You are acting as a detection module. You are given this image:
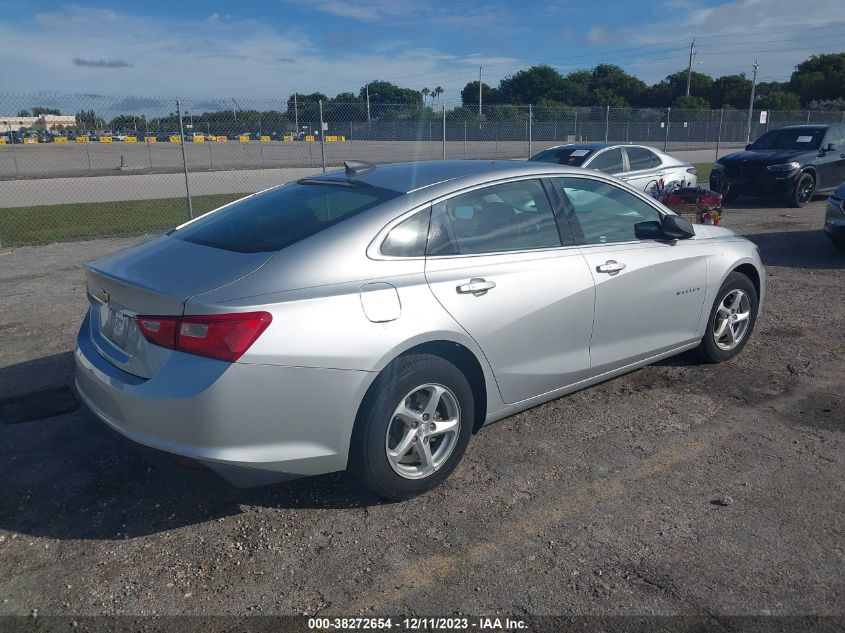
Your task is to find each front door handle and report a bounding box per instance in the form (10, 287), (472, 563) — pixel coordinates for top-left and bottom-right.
(457, 278), (496, 296)
(596, 260), (626, 276)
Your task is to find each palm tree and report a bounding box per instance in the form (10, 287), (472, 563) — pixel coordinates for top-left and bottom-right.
(421, 87), (430, 105)
(433, 86), (444, 104)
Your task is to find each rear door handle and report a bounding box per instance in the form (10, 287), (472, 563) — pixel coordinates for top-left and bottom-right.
(596, 260), (626, 276)
(457, 278), (496, 296)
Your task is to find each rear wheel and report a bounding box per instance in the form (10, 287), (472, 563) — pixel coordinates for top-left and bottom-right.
(721, 186), (739, 203)
(349, 354), (474, 500)
(788, 172), (815, 208)
(698, 272), (758, 363)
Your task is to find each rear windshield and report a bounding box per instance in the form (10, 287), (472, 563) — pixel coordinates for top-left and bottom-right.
(751, 128), (825, 150)
(174, 181), (401, 253)
(530, 148), (593, 166)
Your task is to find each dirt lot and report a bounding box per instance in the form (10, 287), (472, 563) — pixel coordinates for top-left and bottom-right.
(0, 198), (843, 620)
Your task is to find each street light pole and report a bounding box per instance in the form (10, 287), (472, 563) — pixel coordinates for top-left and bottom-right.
(746, 59), (759, 143)
(366, 83), (371, 122)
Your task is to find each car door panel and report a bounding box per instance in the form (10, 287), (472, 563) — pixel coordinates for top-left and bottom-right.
(551, 175), (708, 376)
(622, 147), (664, 193)
(423, 178), (595, 404)
(426, 250), (595, 404)
(578, 242), (707, 375)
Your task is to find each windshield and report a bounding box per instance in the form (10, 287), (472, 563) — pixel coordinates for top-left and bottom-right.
(175, 181), (401, 253)
(751, 128), (825, 150)
(530, 147), (593, 166)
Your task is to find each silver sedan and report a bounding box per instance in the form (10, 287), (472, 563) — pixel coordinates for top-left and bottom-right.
(75, 159), (764, 499)
(530, 143), (698, 193)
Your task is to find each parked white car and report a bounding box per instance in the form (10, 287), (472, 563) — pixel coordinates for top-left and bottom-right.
(531, 143), (698, 194)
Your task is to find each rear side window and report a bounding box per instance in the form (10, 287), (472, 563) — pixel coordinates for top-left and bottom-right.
(587, 148), (624, 174)
(626, 147), (659, 170)
(530, 147), (593, 166)
(381, 208), (431, 257)
(427, 179), (561, 256)
(175, 182), (401, 253)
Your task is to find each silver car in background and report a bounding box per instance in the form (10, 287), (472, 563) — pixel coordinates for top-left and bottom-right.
(75, 160), (764, 500)
(530, 143), (698, 193)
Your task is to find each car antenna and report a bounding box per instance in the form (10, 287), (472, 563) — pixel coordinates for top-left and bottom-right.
(344, 160), (376, 176)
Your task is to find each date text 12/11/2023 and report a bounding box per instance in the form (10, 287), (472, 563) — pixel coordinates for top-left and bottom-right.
(307, 617), (528, 630)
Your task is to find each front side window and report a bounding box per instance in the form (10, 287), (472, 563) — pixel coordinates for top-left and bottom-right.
(175, 181), (401, 253)
(587, 148), (624, 174)
(626, 146), (659, 171)
(557, 177), (661, 245)
(427, 180), (561, 256)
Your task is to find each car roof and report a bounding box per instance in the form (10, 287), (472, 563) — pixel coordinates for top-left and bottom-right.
(302, 159), (587, 195)
(768, 124), (830, 131)
(539, 142), (612, 151)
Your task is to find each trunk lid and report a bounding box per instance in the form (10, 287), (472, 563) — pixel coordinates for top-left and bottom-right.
(84, 235), (273, 378)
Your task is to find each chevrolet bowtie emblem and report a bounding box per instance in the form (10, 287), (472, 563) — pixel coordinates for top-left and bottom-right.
(93, 288), (110, 304)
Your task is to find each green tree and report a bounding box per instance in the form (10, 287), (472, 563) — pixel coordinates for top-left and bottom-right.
(672, 95), (710, 109)
(498, 65), (566, 104)
(460, 81), (497, 107)
(789, 53), (845, 105)
(709, 74), (753, 108)
(757, 91), (801, 110)
(31, 107), (62, 116)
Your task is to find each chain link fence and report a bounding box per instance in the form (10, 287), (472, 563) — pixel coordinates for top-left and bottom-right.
(2, 93), (844, 246)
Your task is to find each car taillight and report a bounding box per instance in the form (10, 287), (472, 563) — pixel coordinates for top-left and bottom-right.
(135, 312), (272, 362)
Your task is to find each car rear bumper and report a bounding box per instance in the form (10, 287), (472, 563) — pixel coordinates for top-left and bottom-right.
(74, 311), (375, 486)
(710, 170), (800, 197)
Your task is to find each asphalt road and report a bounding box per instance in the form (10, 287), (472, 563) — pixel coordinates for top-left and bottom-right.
(0, 199), (842, 619)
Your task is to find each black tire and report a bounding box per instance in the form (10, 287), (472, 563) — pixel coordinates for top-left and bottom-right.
(349, 354), (475, 500)
(788, 172), (815, 208)
(697, 272), (759, 363)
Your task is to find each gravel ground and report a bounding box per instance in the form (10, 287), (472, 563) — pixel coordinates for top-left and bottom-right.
(0, 198), (843, 619)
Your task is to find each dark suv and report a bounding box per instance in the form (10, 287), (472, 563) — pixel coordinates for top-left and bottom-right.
(710, 124), (845, 207)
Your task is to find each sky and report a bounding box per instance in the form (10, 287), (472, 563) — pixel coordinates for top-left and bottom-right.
(1, 0), (844, 105)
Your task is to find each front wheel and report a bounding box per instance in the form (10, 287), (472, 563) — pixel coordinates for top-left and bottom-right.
(788, 172), (815, 208)
(349, 354), (474, 500)
(697, 272), (759, 363)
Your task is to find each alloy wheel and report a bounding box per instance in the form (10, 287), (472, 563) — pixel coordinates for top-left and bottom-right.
(385, 383), (461, 480)
(796, 176), (814, 206)
(713, 289), (751, 351)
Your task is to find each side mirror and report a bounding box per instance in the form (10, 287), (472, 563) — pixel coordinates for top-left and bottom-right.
(745, 144), (753, 151)
(634, 220), (663, 240)
(825, 143), (837, 152)
(661, 214), (696, 240)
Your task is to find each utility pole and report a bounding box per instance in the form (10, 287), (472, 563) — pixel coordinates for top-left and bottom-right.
(366, 83), (371, 122)
(478, 66), (483, 119)
(746, 59), (759, 143)
(685, 38), (696, 97)
(294, 92), (299, 132)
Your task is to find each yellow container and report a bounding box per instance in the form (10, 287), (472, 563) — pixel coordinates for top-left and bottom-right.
(260, 135), (271, 142)
(144, 136), (157, 143)
(193, 134), (205, 143)
(99, 136), (112, 143)
(125, 136), (137, 143)
(239, 135), (250, 143)
(76, 136), (89, 143)
(169, 135), (181, 143)
(24, 137), (38, 144)
(283, 135), (294, 142)
(54, 137), (68, 144)
(304, 135), (315, 142)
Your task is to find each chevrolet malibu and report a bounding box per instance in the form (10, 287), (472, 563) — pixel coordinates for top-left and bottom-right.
(75, 160), (765, 500)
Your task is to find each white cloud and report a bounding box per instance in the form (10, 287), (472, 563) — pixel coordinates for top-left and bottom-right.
(617, 0), (845, 82)
(0, 6), (502, 103)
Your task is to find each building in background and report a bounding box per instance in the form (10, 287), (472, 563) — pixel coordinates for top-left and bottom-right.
(1, 115), (77, 132)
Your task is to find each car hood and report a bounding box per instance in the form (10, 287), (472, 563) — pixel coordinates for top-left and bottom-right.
(693, 224), (736, 239)
(719, 149), (812, 165)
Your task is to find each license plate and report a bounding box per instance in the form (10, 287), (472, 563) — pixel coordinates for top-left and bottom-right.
(105, 307), (130, 349)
